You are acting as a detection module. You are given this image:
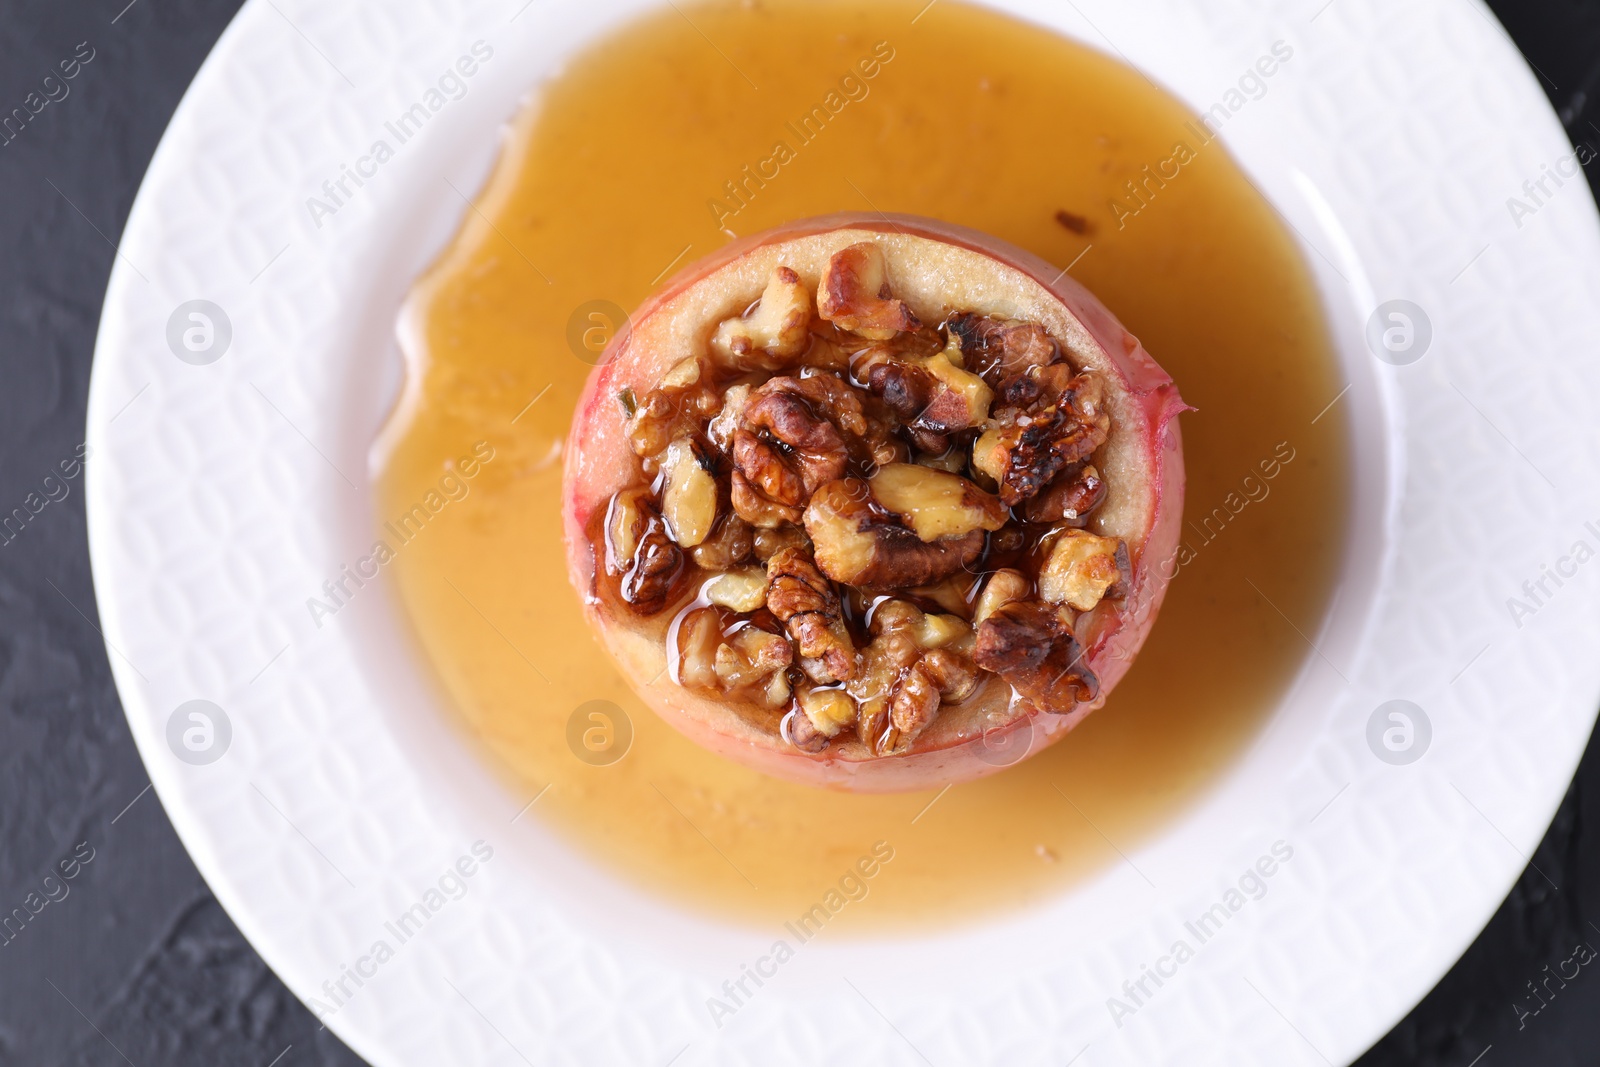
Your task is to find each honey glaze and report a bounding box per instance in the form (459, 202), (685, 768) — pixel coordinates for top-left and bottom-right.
(377, 0), (1349, 931)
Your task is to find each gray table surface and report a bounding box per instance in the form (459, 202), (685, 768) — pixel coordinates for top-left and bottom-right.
(2, 0), (1597, 1063)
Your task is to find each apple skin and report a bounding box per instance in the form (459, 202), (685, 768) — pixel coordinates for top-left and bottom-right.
(562, 213), (1187, 792)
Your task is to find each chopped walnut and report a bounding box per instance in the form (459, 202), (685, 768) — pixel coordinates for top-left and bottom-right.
(973, 568), (1031, 624)
(752, 524), (810, 562)
(714, 626), (794, 700)
(604, 486), (654, 576)
(730, 470), (802, 528)
(818, 242), (922, 339)
(1037, 530), (1130, 611)
(624, 357), (721, 464)
(947, 312), (1058, 385)
(703, 566), (769, 612)
(606, 487), (687, 614)
(858, 334), (993, 453)
(620, 525), (685, 614)
(908, 572), (979, 618)
(787, 699), (834, 753)
(804, 479), (985, 589)
(848, 600), (981, 754)
(766, 546), (856, 683)
(677, 606), (722, 689)
(731, 375), (865, 517)
(973, 599), (1098, 710)
(972, 370), (1111, 506)
(1024, 463), (1107, 525)
(691, 515), (754, 571)
(660, 436), (720, 548)
(678, 608), (793, 707)
(867, 463), (1007, 542)
(795, 687), (856, 747)
(711, 266), (812, 369)
(706, 382), (753, 453)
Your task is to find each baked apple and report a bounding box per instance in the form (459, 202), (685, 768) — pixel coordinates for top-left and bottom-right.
(562, 214), (1186, 791)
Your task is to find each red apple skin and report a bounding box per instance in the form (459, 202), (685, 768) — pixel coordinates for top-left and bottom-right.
(563, 213), (1187, 792)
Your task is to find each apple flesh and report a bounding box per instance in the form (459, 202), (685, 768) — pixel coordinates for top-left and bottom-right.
(562, 214), (1187, 792)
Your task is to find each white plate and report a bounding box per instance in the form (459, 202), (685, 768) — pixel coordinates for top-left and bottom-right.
(85, 0), (1600, 1063)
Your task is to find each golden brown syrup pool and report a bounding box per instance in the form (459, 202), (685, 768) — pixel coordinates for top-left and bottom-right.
(376, 0), (1349, 932)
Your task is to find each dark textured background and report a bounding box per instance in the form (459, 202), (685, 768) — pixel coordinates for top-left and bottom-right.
(0, 1), (1596, 1064)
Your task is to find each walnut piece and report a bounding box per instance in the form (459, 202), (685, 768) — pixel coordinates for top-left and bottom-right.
(703, 566), (769, 612)
(624, 357), (720, 464)
(752, 524), (810, 562)
(804, 479), (985, 589)
(711, 266), (812, 369)
(847, 600), (980, 755)
(818, 242), (921, 340)
(606, 487), (686, 614)
(620, 525), (685, 614)
(691, 515), (753, 571)
(796, 687), (856, 741)
(730, 471), (802, 528)
(973, 568), (1030, 624)
(857, 333), (993, 453)
(604, 486), (653, 576)
(731, 375), (865, 518)
(1037, 530), (1130, 611)
(1024, 463), (1107, 525)
(766, 546), (856, 683)
(678, 608), (794, 707)
(867, 463), (1007, 542)
(714, 626), (794, 705)
(972, 370), (1111, 506)
(660, 437), (719, 548)
(948, 312), (1058, 385)
(973, 599), (1098, 710)
(677, 606), (722, 690)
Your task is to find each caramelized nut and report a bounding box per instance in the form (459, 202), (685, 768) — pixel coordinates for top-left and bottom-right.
(703, 567), (769, 613)
(713, 626), (794, 691)
(676, 607), (722, 689)
(766, 546), (856, 683)
(920, 647), (980, 704)
(660, 437), (719, 548)
(849, 599), (980, 754)
(947, 312), (1058, 384)
(972, 370), (1111, 506)
(604, 486), (654, 575)
(707, 382), (753, 453)
(711, 266), (813, 368)
(731, 375), (864, 515)
(818, 242), (922, 339)
(624, 369), (719, 461)
(620, 526), (685, 614)
(973, 599), (1097, 709)
(804, 479), (985, 589)
(1038, 530), (1130, 611)
(1024, 464), (1107, 525)
(788, 703), (831, 753)
(868, 463), (1007, 541)
(730, 470), (802, 528)
(660, 354), (703, 389)
(974, 568), (1031, 624)
(858, 335), (993, 452)
(691, 515), (754, 571)
(915, 613), (971, 649)
(797, 686), (856, 738)
(752, 524), (810, 562)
